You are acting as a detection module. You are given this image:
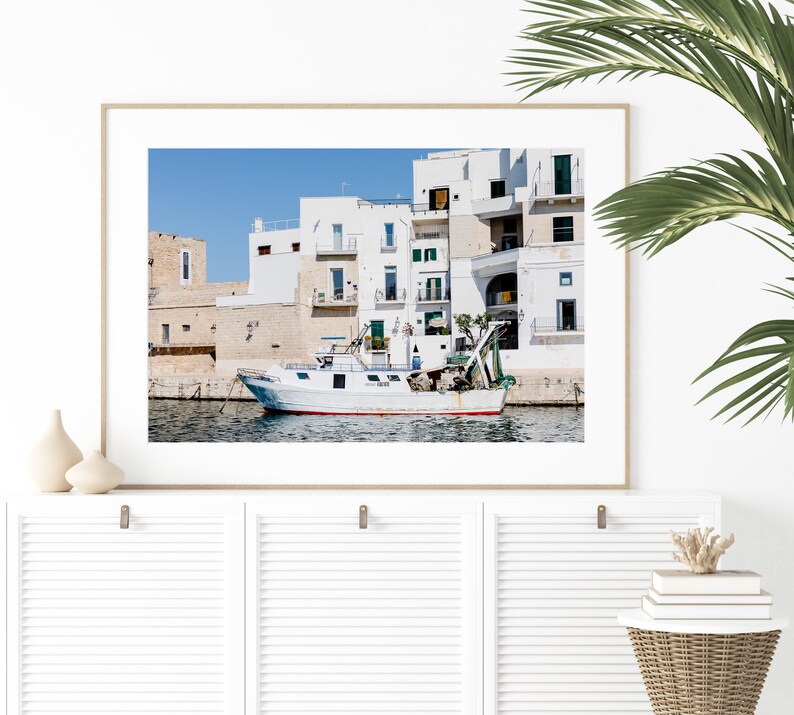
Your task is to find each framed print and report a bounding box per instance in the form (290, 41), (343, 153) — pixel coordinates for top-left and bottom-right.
(102, 103), (629, 487)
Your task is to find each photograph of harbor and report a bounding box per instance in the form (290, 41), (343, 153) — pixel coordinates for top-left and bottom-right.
(148, 148), (585, 442)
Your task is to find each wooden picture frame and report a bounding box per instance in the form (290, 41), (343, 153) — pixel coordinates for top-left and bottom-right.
(102, 103), (630, 488)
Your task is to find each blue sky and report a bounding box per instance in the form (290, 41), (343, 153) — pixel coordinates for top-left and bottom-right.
(149, 149), (446, 282)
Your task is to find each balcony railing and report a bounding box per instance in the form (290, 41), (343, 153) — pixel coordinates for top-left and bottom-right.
(411, 224), (449, 241)
(486, 290), (518, 307)
(316, 237), (358, 255)
(411, 202), (449, 214)
(417, 288), (450, 302)
(531, 316), (585, 335)
(255, 218), (300, 232)
(381, 235), (398, 251)
(375, 288), (407, 303)
(312, 291), (358, 307)
(357, 198), (412, 207)
(533, 178), (584, 198)
(364, 337), (392, 352)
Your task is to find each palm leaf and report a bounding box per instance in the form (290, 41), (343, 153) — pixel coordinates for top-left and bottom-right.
(694, 315), (794, 423)
(509, 0), (794, 423)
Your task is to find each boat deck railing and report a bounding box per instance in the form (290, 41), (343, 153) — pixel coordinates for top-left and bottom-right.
(237, 368), (280, 382)
(286, 363), (414, 372)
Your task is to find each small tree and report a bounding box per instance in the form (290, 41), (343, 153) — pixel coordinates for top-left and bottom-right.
(453, 313), (495, 348)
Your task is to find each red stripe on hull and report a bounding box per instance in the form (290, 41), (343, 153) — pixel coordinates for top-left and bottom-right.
(262, 409), (502, 416)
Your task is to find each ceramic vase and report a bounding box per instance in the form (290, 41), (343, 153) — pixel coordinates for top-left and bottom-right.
(27, 409), (83, 492)
(65, 450), (125, 494)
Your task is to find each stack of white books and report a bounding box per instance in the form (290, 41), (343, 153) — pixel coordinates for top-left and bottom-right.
(642, 570), (772, 619)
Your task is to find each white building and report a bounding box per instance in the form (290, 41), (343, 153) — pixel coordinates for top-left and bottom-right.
(220, 147), (584, 378)
(412, 148), (585, 374)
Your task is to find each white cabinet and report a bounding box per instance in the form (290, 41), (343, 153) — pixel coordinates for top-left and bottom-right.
(4, 492), (720, 715)
(246, 500), (479, 715)
(6, 498), (244, 714)
(484, 497), (719, 715)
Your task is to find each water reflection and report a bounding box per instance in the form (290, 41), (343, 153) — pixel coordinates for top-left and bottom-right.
(149, 400), (584, 443)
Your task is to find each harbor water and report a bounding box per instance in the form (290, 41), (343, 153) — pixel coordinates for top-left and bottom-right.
(149, 399), (584, 443)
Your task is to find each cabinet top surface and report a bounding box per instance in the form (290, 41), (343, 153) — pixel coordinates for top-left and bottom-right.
(3, 488), (721, 502)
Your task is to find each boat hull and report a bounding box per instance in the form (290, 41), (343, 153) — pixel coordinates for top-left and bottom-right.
(239, 375), (508, 416)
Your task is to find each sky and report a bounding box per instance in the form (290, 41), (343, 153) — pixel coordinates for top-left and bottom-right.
(149, 148), (447, 283)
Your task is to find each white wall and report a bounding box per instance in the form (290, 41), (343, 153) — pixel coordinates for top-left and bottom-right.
(2, 1), (793, 711)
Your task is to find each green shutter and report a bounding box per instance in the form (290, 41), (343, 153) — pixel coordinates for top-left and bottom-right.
(425, 248), (437, 261)
(412, 249), (422, 262)
(370, 321), (384, 339)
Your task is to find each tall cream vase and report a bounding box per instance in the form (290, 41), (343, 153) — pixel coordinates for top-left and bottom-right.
(27, 410), (82, 492)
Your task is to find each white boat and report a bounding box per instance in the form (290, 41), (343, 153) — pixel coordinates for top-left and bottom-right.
(237, 323), (515, 416)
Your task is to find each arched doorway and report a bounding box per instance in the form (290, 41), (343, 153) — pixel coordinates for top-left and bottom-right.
(485, 273), (517, 310)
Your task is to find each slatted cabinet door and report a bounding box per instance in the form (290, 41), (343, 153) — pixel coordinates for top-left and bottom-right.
(7, 498), (244, 715)
(484, 498), (719, 715)
(248, 500), (478, 715)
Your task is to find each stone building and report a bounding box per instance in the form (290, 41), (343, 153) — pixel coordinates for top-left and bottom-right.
(147, 232), (247, 377)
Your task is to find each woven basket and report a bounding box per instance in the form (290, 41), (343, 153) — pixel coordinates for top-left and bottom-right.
(626, 627), (780, 715)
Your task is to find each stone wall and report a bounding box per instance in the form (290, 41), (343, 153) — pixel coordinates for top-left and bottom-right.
(526, 200), (585, 244)
(448, 215), (491, 258)
(148, 232), (208, 288)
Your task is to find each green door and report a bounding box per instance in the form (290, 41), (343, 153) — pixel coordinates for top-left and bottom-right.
(554, 155), (572, 194)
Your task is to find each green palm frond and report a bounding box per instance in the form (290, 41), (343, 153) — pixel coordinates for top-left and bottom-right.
(595, 153), (794, 258)
(694, 313), (794, 424)
(510, 0), (794, 423)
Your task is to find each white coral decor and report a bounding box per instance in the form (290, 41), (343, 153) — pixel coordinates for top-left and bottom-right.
(670, 527), (735, 574)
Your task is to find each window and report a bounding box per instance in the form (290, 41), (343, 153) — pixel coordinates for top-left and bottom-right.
(428, 187), (449, 210)
(330, 268), (344, 299)
(388, 375), (401, 382)
(554, 154), (572, 194)
(182, 325), (191, 332)
(503, 218), (517, 234)
(332, 224), (343, 250)
(557, 299), (577, 330)
(180, 249), (191, 285)
(426, 277), (442, 301)
(257, 245), (271, 256)
(424, 248), (437, 262)
(560, 272), (573, 286)
(333, 374), (346, 389)
(291, 243), (300, 252)
(425, 310), (443, 336)
(297, 372), (310, 380)
(553, 216), (574, 242)
(384, 223), (394, 247)
(412, 248), (422, 262)
(490, 179), (506, 199)
(384, 266), (397, 300)
(367, 375), (381, 382)
(370, 321), (384, 340)
(161, 324), (170, 345)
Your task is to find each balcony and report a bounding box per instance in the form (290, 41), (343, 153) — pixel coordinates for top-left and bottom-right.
(253, 218), (300, 232)
(381, 235), (398, 251)
(364, 336), (392, 353)
(416, 288), (450, 303)
(533, 179), (585, 198)
(316, 237), (358, 255)
(312, 290), (358, 308)
(411, 202), (449, 216)
(410, 224), (449, 241)
(486, 290), (518, 308)
(531, 316), (585, 335)
(375, 288), (407, 304)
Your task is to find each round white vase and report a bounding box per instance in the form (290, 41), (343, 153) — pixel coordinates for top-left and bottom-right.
(66, 450), (125, 494)
(27, 410), (82, 492)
